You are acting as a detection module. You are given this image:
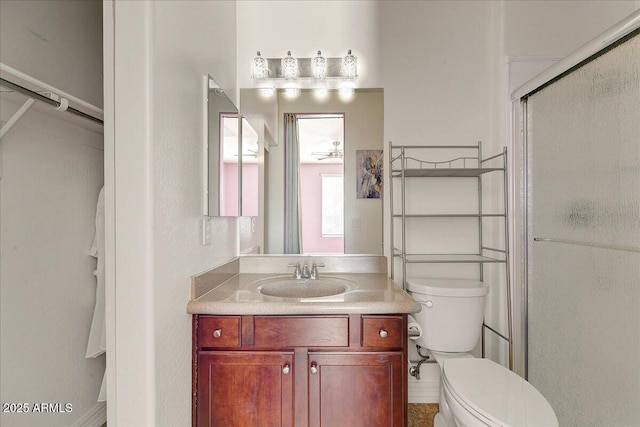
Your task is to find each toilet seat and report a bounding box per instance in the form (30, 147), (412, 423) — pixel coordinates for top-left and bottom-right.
(442, 358), (558, 427)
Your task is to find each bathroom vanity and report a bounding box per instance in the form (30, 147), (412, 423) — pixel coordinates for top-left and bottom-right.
(187, 256), (418, 427)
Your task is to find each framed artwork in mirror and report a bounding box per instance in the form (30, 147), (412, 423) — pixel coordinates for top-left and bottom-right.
(356, 150), (383, 199)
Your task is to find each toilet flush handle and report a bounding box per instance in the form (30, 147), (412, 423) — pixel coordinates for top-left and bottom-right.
(423, 300), (433, 308)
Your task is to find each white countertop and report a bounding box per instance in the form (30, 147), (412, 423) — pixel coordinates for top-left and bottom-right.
(187, 272), (419, 315)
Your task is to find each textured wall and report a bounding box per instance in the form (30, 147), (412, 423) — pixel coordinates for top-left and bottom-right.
(150, 2), (238, 426)
(108, 1), (238, 425)
(0, 0), (103, 107)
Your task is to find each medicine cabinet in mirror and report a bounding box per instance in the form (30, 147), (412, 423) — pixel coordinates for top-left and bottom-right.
(204, 75), (258, 217)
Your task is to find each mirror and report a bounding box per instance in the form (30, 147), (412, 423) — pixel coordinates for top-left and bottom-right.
(258, 88), (384, 255)
(205, 75), (238, 216)
(205, 76), (259, 217)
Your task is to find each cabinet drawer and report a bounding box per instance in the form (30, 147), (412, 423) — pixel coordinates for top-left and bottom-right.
(361, 315), (404, 348)
(254, 316), (349, 347)
(198, 316), (241, 348)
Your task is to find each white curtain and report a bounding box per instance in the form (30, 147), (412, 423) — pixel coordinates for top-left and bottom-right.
(86, 186), (106, 401)
(284, 113), (303, 253)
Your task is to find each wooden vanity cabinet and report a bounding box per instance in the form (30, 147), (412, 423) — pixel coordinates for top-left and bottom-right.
(193, 314), (408, 427)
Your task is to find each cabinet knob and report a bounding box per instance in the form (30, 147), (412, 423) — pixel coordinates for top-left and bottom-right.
(282, 364), (290, 375)
(310, 363), (318, 375)
(379, 329), (388, 338)
(212, 329), (222, 338)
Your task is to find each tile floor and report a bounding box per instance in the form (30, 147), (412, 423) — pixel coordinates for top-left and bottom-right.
(408, 403), (439, 427)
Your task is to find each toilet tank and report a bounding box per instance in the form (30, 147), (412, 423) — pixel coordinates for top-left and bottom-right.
(407, 278), (489, 352)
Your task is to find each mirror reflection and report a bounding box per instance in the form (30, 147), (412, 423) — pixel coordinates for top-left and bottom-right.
(261, 89), (384, 255)
(206, 76), (237, 217)
(290, 114), (345, 254)
(206, 76), (259, 218)
(221, 116), (259, 217)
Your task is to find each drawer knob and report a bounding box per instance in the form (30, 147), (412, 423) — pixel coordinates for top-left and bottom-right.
(213, 329), (222, 338)
(282, 364), (290, 375)
(310, 363), (318, 375)
(379, 329), (388, 338)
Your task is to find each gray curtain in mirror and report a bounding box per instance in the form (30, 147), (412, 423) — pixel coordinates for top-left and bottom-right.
(284, 113), (303, 254)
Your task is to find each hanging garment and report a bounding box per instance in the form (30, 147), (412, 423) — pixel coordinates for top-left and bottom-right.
(86, 186), (106, 401)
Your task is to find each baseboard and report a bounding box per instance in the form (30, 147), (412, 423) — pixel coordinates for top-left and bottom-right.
(408, 363), (440, 403)
(72, 402), (106, 427)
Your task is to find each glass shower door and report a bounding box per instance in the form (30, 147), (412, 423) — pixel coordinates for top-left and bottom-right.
(526, 33), (639, 426)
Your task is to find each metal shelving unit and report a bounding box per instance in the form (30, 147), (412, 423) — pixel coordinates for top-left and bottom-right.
(389, 141), (513, 370)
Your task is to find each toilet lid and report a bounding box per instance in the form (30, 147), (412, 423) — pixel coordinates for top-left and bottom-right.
(443, 358), (558, 427)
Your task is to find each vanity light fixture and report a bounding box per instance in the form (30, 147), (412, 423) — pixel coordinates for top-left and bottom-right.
(251, 49), (359, 99)
(282, 51), (299, 80)
(251, 51), (269, 80)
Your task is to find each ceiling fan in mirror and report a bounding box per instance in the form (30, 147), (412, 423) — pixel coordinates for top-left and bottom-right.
(312, 141), (343, 161)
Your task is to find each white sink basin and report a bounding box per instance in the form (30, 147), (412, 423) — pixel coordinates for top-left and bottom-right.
(250, 276), (355, 300)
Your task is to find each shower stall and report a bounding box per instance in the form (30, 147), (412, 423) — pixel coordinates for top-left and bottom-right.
(516, 13), (639, 427)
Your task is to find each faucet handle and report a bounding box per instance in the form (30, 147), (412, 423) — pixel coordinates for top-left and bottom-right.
(310, 263), (325, 279)
(287, 263), (302, 279)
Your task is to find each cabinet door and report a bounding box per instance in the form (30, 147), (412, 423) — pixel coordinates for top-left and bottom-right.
(197, 351), (294, 427)
(308, 352), (404, 427)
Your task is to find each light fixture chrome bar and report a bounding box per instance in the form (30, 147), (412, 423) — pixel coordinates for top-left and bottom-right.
(265, 57), (345, 79)
(0, 77), (104, 125)
(533, 237), (640, 253)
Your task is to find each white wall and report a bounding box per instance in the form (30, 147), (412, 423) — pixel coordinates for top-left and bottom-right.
(107, 1), (238, 425)
(0, 0), (103, 107)
(237, 0), (381, 91)
(1, 0), (105, 424)
(504, 0), (638, 57)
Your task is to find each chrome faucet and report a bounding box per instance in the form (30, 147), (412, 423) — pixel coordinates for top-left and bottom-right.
(288, 263), (302, 279)
(301, 264), (311, 279)
(310, 263), (325, 279)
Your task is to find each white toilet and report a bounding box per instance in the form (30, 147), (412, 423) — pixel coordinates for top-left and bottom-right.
(408, 277), (558, 427)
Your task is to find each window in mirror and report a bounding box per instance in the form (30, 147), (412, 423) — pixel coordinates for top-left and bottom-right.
(298, 115), (345, 254)
(321, 174), (344, 237)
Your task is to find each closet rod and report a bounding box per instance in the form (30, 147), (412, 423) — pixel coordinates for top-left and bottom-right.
(0, 78), (103, 126)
